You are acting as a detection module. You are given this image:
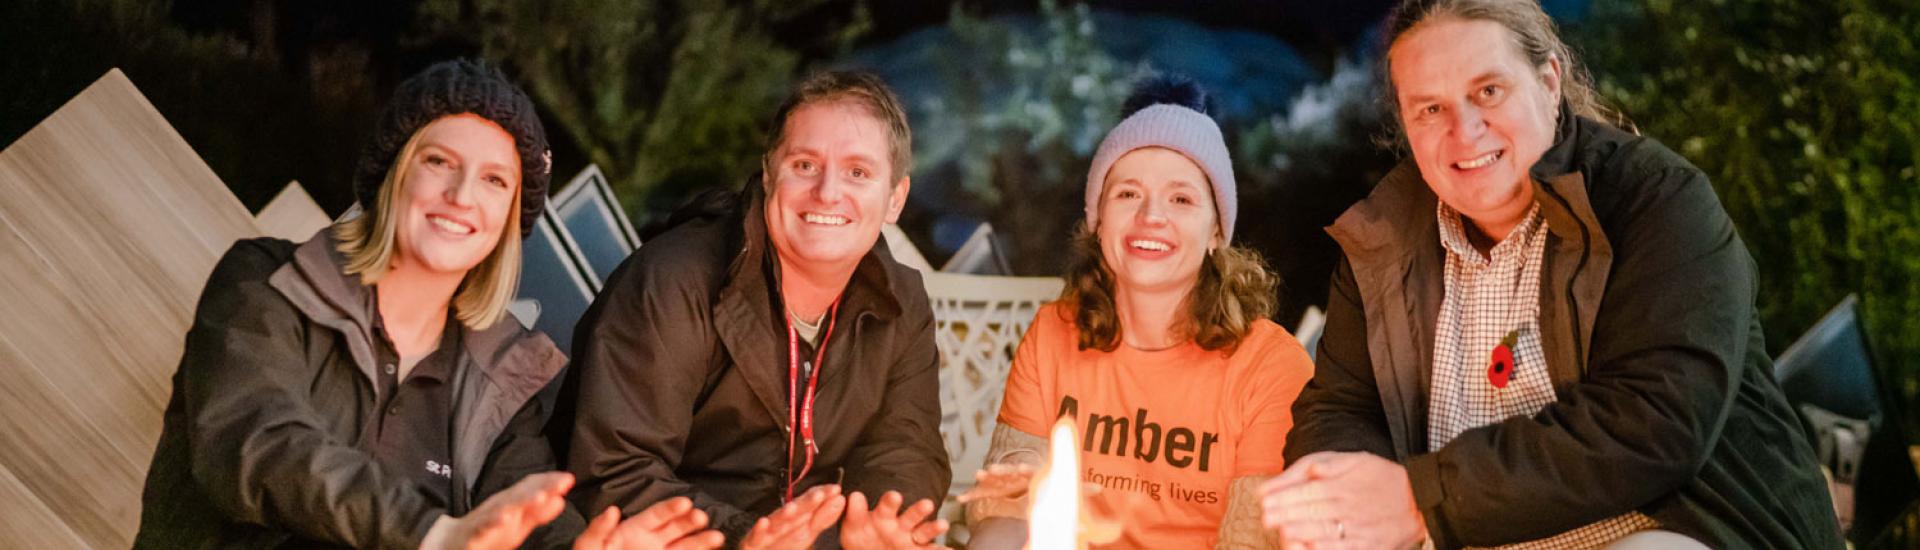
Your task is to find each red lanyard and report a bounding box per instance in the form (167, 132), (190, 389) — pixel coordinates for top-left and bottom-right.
(783, 300), (839, 503)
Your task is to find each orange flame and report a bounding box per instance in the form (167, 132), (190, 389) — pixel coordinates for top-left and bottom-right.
(1027, 418), (1081, 549)
(1025, 418), (1122, 549)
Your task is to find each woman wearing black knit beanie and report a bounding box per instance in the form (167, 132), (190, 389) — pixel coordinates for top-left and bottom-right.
(135, 59), (721, 550)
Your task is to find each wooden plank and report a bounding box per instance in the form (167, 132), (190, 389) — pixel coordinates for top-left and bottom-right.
(0, 68), (260, 549)
(0, 461), (89, 550)
(256, 181), (331, 241)
(0, 333), (144, 549)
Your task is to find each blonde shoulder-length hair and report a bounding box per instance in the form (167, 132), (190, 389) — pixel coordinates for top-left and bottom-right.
(331, 128), (523, 330)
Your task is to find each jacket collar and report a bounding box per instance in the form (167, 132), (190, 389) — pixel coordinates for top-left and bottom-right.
(1530, 102), (1582, 181)
(1529, 103), (1602, 245)
(269, 229), (565, 395)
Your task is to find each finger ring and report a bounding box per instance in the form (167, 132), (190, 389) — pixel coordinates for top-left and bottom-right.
(1334, 519), (1346, 540)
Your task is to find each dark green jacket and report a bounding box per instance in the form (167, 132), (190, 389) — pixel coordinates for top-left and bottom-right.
(1286, 110), (1842, 549)
(136, 232), (576, 549)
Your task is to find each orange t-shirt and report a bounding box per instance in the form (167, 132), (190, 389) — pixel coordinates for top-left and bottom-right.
(996, 302), (1314, 549)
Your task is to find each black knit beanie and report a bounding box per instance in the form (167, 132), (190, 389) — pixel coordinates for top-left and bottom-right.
(354, 58), (550, 238)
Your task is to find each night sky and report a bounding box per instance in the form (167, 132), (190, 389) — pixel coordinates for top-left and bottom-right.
(858, 1), (1396, 60)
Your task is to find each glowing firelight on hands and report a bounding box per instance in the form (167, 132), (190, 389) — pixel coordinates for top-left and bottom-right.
(1024, 417), (1122, 549)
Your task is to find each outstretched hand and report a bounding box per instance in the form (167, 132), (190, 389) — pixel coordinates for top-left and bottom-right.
(956, 463), (1038, 504)
(573, 497), (725, 550)
(840, 491), (949, 550)
(422, 472), (574, 550)
(739, 484), (846, 550)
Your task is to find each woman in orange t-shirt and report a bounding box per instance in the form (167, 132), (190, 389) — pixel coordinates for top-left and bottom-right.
(961, 76), (1313, 549)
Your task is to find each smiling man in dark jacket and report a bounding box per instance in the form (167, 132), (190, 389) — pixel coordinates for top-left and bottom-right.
(561, 71), (952, 550)
(1262, 2), (1839, 549)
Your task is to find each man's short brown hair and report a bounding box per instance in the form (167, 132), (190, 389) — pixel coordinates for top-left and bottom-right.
(763, 70), (913, 182)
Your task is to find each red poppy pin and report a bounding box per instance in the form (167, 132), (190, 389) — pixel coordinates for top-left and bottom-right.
(1488, 330), (1519, 389)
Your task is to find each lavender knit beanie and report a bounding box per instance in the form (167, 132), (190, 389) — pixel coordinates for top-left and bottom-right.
(1084, 76), (1238, 242)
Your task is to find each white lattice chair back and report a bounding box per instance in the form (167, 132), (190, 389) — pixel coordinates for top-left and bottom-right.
(918, 271), (1063, 538)
(882, 224), (1063, 541)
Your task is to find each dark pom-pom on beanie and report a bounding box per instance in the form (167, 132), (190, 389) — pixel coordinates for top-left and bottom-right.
(1121, 73), (1212, 118)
